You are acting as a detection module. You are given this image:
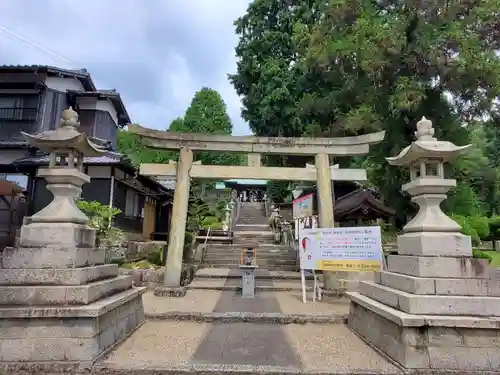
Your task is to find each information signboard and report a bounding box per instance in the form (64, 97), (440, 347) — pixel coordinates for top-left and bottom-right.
(298, 226), (383, 272)
(292, 193), (314, 219)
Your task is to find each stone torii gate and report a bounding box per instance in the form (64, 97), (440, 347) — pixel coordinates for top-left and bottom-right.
(129, 125), (385, 289)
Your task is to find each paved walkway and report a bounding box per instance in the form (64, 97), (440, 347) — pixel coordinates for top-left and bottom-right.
(102, 321), (402, 372)
(101, 277), (401, 373)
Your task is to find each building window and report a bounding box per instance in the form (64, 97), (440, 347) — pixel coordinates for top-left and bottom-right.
(0, 173), (28, 190)
(125, 188), (140, 217)
(0, 97), (24, 120)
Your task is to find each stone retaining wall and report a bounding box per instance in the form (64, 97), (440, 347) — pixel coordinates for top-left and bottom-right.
(0, 290), (144, 362)
(119, 264), (198, 288)
(349, 300), (500, 371)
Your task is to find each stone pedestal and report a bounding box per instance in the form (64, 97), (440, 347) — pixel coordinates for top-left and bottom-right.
(348, 224), (500, 371)
(0, 221), (145, 368)
(348, 117), (500, 372)
(0, 168), (145, 368)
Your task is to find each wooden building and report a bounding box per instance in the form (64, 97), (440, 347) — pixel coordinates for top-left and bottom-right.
(0, 65), (173, 240)
(291, 182), (395, 225)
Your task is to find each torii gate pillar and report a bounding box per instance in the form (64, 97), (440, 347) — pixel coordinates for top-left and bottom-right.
(163, 147), (193, 288)
(315, 153), (338, 290)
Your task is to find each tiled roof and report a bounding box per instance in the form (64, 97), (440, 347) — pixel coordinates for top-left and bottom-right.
(0, 65), (96, 91)
(156, 177), (177, 190)
(11, 151), (175, 194)
(12, 150), (126, 165)
(67, 89), (131, 125)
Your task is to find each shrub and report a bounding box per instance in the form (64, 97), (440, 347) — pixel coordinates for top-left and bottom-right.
(201, 216), (222, 229)
(451, 215), (480, 245)
(467, 216), (490, 239)
(488, 216), (500, 238)
(147, 250), (163, 266)
(472, 249), (493, 264)
(76, 199), (124, 247)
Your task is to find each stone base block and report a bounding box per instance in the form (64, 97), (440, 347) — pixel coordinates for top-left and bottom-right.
(0, 264), (118, 285)
(377, 271), (500, 296)
(387, 254), (491, 278)
(153, 286), (187, 297)
(348, 292), (500, 371)
(0, 275), (132, 305)
(359, 281), (500, 316)
(2, 245), (105, 268)
(323, 271), (375, 292)
(0, 287), (146, 363)
(19, 222), (96, 248)
(397, 231), (472, 257)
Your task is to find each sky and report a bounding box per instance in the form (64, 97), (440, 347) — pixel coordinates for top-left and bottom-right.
(0, 0), (252, 135)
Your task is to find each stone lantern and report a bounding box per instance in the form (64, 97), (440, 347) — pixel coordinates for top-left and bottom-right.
(347, 117), (500, 372)
(21, 106), (104, 225)
(386, 116), (472, 254)
(0, 107), (145, 366)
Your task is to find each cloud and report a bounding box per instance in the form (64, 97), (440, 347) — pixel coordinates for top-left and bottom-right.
(0, 0), (251, 135)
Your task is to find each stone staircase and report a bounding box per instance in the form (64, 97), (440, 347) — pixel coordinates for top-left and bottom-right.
(203, 202), (298, 270)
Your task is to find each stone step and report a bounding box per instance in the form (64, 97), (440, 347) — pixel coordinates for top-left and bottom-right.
(206, 246), (294, 253)
(204, 252), (296, 260)
(204, 256), (296, 263)
(194, 268), (312, 280)
(237, 222), (269, 226)
(0, 275), (133, 305)
(205, 247), (295, 254)
(203, 259), (297, 266)
(377, 270), (500, 296)
(187, 279), (309, 292)
(207, 243), (290, 251)
(236, 221), (269, 225)
(201, 264), (299, 271)
(205, 249), (296, 256)
(235, 224), (270, 231)
(386, 254), (491, 279)
(234, 230), (274, 236)
(0, 264), (118, 285)
(146, 310), (346, 324)
(358, 280), (500, 316)
(234, 237), (275, 244)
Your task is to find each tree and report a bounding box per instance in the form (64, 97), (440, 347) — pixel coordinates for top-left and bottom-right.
(229, 0), (321, 140)
(117, 87), (242, 167)
(168, 117), (185, 132)
(297, 1), (500, 218)
(231, 0), (500, 219)
(117, 127), (173, 165)
(177, 87), (242, 166)
(229, 0), (322, 199)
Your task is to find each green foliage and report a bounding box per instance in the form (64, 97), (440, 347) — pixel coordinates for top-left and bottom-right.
(472, 250), (493, 264)
(267, 181), (291, 203)
(488, 216), (500, 235)
(117, 87), (244, 167)
(200, 216), (223, 230)
(76, 199), (124, 247)
(451, 215), (479, 245)
(117, 128), (175, 165)
(444, 184), (486, 217)
(171, 87), (243, 166)
(466, 216), (490, 239)
(231, 0), (500, 221)
(147, 250), (163, 267)
(451, 214), (494, 246)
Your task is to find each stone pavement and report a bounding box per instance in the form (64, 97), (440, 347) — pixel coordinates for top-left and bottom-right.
(99, 274), (402, 374)
(100, 321), (400, 373)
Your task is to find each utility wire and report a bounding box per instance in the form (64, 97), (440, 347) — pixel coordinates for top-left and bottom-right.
(0, 22), (178, 115)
